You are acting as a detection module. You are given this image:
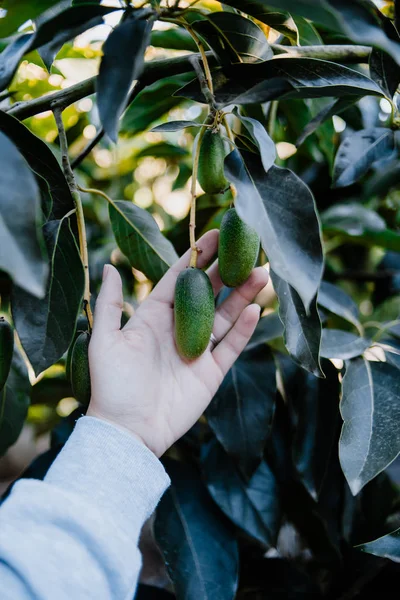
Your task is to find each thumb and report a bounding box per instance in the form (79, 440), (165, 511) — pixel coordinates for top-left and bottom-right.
(92, 264), (123, 338)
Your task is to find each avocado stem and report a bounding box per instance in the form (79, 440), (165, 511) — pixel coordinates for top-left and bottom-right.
(53, 107), (93, 330)
(189, 125), (207, 267)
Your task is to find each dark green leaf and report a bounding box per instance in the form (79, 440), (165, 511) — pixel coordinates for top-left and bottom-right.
(225, 150), (323, 312)
(154, 459), (239, 600)
(97, 15), (152, 142)
(0, 5), (117, 90)
(333, 128), (396, 188)
(271, 271), (323, 377)
(135, 142), (189, 159)
(206, 346), (276, 479)
(245, 312), (283, 351)
(0, 111), (74, 219)
(12, 217), (85, 376)
(0, 131), (47, 298)
(151, 120), (202, 132)
(191, 12), (272, 65)
(296, 96), (359, 148)
(357, 528), (400, 562)
(318, 281), (360, 327)
(150, 27), (198, 52)
(109, 201), (178, 283)
(202, 440), (281, 546)
(121, 73), (193, 135)
(224, 0), (400, 65)
(0, 346), (30, 456)
(279, 357), (340, 499)
(232, 108), (276, 172)
(176, 58), (383, 106)
(320, 329), (370, 359)
(340, 358), (400, 495)
(369, 48), (400, 99)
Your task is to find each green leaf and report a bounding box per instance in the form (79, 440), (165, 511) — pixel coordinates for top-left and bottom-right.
(322, 204), (400, 252)
(271, 271), (323, 377)
(340, 358), (400, 495)
(0, 346), (30, 456)
(135, 142), (189, 159)
(154, 459), (239, 600)
(0, 4), (117, 90)
(318, 281), (360, 328)
(333, 128), (396, 188)
(151, 120), (202, 132)
(12, 217), (85, 376)
(176, 58), (383, 106)
(150, 27), (198, 52)
(121, 73), (193, 135)
(296, 96), (360, 148)
(320, 329), (370, 359)
(109, 201), (178, 283)
(0, 111), (74, 220)
(245, 312), (283, 351)
(278, 357), (340, 499)
(97, 15), (152, 142)
(225, 150), (323, 313)
(357, 528), (400, 562)
(0, 131), (47, 298)
(202, 440), (281, 546)
(191, 12), (272, 65)
(369, 48), (400, 99)
(206, 346), (276, 479)
(292, 15), (323, 46)
(0, 0), (60, 37)
(233, 108), (276, 172)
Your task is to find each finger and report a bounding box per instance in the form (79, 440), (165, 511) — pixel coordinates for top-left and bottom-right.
(206, 260), (223, 296)
(212, 304), (260, 377)
(92, 264), (123, 339)
(213, 267), (268, 341)
(151, 229), (219, 304)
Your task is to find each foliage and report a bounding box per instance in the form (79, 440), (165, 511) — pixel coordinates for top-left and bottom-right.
(0, 0), (400, 597)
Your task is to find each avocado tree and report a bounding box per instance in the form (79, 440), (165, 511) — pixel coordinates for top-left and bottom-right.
(1, 0), (400, 597)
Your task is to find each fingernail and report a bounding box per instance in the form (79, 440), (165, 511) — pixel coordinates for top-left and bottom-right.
(102, 264), (109, 281)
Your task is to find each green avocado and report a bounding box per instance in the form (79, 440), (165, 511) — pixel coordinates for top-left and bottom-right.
(70, 331), (91, 405)
(174, 268), (215, 359)
(219, 208), (260, 287)
(0, 317), (13, 391)
(66, 315), (89, 377)
(197, 129), (229, 194)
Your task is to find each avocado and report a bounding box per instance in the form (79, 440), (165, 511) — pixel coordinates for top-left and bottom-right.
(219, 208), (260, 287)
(70, 331), (91, 405)
(66, 315), (89, 377)
(174, 268), (215, 359)
(0, 317), (13, 391)
(197, 129), (229, 194)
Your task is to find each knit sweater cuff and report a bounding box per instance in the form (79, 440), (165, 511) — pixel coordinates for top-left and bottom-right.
(45, 416), (170, 532)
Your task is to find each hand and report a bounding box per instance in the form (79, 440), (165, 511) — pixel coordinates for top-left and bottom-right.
(87, 230), (268, 457)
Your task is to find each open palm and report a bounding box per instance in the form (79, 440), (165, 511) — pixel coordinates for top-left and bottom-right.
(88, 229), (268, 457)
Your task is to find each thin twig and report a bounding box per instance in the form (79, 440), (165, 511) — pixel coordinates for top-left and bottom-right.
(71, 128), (104, 170)
(189, 55), (216, 109)
(189, 125), (207, 268)
(53, 107), (93, 329)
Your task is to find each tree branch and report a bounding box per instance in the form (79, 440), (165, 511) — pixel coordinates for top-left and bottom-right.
(53, 107), (93, 329)
(6, 45), (372, 121)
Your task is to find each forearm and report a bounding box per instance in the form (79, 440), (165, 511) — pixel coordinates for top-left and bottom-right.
(0, 417), (170, 600)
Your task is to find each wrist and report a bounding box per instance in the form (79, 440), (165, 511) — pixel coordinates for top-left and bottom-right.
(86, 406), (151, 454)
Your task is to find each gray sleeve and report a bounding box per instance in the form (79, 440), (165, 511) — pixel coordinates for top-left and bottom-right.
(0, 416), (170, 600)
